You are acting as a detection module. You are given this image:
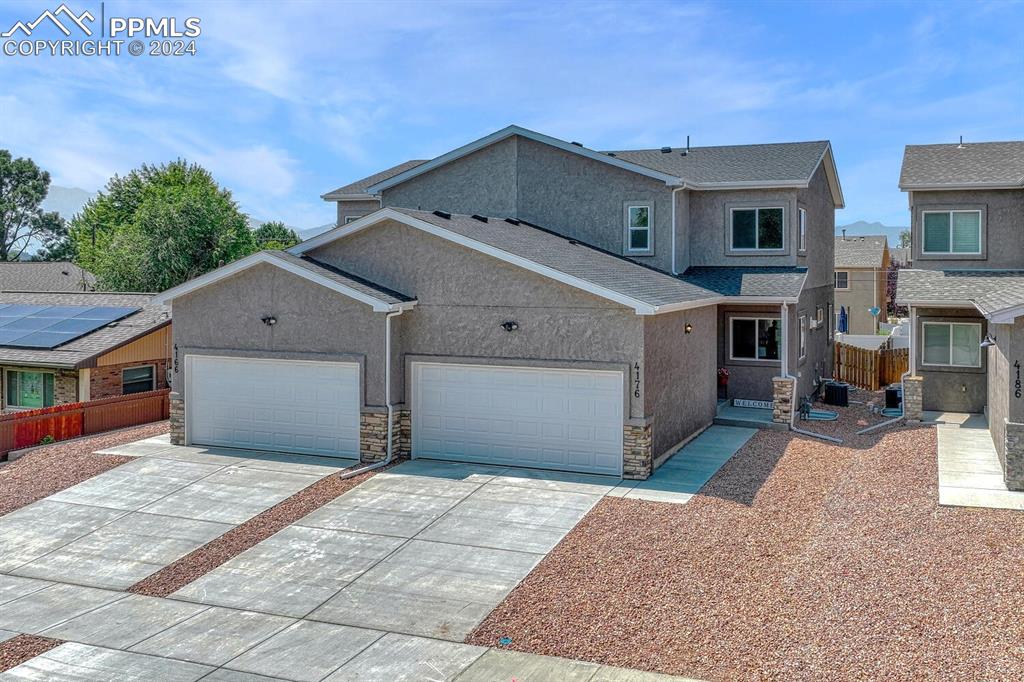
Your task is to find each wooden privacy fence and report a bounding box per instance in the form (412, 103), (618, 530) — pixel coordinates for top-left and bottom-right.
(0, 388), (170, 457)
(834, 342), (909, 391)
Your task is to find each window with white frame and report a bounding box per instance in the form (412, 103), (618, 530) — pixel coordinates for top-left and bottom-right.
(5, 370), (54, 409)
(799, 208), (807, 251)
(731, 207), (784, 251)
(922, 322), (981, 368)
(922, 210), (981, 254)
(835, 271), (849, 289)
(730, 317), (781, 361)
(122, 365), (156, 395)
(799, 315), (808, 359)
(625, 204), (652, 253)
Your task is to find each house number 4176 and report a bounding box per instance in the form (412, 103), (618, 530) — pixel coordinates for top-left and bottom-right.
(633, 362), (641, 398)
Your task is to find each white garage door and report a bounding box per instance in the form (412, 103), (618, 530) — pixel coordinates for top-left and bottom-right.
(187, 356), (360, 458)
(412, 362), (624, 476)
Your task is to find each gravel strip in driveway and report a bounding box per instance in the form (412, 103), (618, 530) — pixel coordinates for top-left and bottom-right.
(0, 421), (169, 517)
(469, 396), (1024, 680)
(0, 635), (62, 672)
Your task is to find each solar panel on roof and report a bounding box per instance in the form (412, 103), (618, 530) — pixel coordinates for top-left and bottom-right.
(0, 305), (139, 349)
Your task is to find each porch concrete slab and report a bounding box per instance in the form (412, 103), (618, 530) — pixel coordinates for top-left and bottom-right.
(309, 539), (540, 641)
(41, 594), (210, 649)
(935, 417), (1024, 511)
(297, 486), (464, 538)
(139, 467), (321, 524)
(487, 468), (620, 496)
(453, 649), (600, 681)
(130, 607), (294, 666)
(417, 484), (601, 553)
(0, 501), (126, 572)
(224, 620), (382, 682)
(0, 575), (51, 606)
(47, 458), (222, 511)
(0, 642), (212, 682)
(13, 512), (231, 589)
(326, 633), (485, 682)
(0, 583), (125, 634)
(173, 525), (404, 617)
(386, 459), (507, 484)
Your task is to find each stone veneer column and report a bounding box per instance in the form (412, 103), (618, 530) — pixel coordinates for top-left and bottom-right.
(903, 376), (923, 422)
(359, 410), (388, 463)
(771, 377), (795, 425)
(623, 420), (653, 480)
(169, 393), (185, 445)
(393, 408), (411, 459)
(1004, 421), (1024, 491)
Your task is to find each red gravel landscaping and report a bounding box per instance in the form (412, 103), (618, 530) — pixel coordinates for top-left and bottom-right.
(0, 635), (62, 672)
(469, 401), (1024, 680)
(130, 463), (385, 597)
(0, 421), (169, 517)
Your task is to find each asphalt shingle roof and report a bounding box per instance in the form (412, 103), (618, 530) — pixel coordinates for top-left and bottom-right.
(267, 251), (414, 305)
(323, 160), (429, 198)
(835, 235), (888, 269)
(607, 141), (830, 186)
(896, 269), (1024, 315)
(680, 267), (807, 298)
(0, 262), (96, 292)
(900, 141), (1024, 189)
(0, 292), (168, 368)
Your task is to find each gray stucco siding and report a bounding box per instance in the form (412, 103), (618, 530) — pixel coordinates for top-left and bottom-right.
(336, 199), (381, 227)
(170, 262), (386, 406)
(913, 306), (987, 413)
(796, 163), (837, 290)
(794, 283), (833, 399)
(908, 189), (1024, 269)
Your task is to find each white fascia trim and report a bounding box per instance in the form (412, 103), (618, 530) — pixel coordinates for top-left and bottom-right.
(364, 125), (683, 193)
(150, 251), (408, 313)
(321, 192), (377, 201)
(988, 304), (1024, 323)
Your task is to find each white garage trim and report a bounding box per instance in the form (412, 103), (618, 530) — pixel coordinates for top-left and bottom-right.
(411, 361), (625, 476)
(185, 355), (361, 459)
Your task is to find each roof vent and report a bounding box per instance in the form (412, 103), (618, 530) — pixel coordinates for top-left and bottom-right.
(570, 141), (583, 147)
(660, 146), (672, 154)
(681, 135), (690, 156)
(606, 152), (616, 157)
(504, 218), (520, 225)
(432, 210), (451, 220)
(957, 135), (965, 149)
(470, 214), (488, 223)
(568, 240), (579, 245)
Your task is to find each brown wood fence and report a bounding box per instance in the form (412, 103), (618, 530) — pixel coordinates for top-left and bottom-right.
(834, 342), (909, 391)
(0, 388), (170, 457)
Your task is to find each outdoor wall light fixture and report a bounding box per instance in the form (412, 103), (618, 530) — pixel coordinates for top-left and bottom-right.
(684, 323), (693, 334)
(980, 334), (996, 348)
(501, 320), (519, 332)
(261, 315), (277, 326)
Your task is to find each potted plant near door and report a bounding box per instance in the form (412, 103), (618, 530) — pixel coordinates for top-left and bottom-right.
(717, 367), (730, 387)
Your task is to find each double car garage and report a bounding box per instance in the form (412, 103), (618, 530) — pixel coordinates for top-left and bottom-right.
(186, 356), (625, 477)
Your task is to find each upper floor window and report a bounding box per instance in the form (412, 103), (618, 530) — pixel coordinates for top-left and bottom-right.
(799, 208), (806, 251)
(624, 204), (652, 254)
(834, 271), (849, 289)
(922, 210), (981, 254)
(731, 207), (784, 251)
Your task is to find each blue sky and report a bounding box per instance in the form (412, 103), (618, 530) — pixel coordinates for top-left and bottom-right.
(0, 0), (1021, 230)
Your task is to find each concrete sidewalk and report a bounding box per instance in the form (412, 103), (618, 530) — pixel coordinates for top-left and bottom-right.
(929, 412), (1024, 511)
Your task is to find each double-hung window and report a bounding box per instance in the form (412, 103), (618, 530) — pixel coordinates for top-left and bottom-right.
(922, 322), (981, 368)
(922, 210), (981, 254)
(731, 207), (784, 251)
(625, 205), (652, 254)
(122, 365), (156, 395)
(834, 271), (849, 289)
(5, 370), (54, 409)
(730, 318), (781, 361)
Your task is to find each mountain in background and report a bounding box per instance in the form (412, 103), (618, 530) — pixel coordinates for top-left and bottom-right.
(41, 186), (95, 221)
(836, 220), (908, 247)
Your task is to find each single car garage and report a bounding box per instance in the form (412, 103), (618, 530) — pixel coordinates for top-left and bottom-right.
(186, 355), (361, 458)
(411, 362), (625, 476)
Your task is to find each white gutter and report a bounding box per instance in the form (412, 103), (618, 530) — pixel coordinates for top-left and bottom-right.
(781, 301), (842, 443)
(670, 187), (685, 275)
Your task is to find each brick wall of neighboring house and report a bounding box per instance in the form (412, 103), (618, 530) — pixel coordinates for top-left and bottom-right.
(90, 359), (169, 400)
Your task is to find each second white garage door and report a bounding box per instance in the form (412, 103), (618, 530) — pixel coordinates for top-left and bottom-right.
(412, 362), (624, 476)
(187, 356), (360, 459)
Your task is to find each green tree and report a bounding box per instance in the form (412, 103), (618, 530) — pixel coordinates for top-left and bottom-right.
(898, 229), (911, 248)
(72, 160), (255, 292)
(253, 220), (300, 250)
(0, 150), (66, 261)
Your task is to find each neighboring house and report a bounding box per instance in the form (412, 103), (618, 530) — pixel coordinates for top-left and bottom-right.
(895, 139), (1024, 490)
(154, 125), (842, 480)
(0, 292), (171, 411)
(889, 246), (912, 267)
(0, 262), (95, 292)
(834, 233), (890, 334)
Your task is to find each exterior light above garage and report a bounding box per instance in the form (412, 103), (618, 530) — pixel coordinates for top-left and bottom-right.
(261, 315), (277, 326)
(501, 320), (519, 332)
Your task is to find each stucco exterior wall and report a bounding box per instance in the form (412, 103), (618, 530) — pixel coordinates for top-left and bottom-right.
(643, 305), (716, 458)
(913, 306), (987, 413)
(795, 283), (833, 399)
(835, 267), (882, 334)
(382, 136), (518, 217)
(170, 262), (387, 406)
(718, 304), (782, 401)
(336, 199), (380, 227)
(988, 322), (1012, 462)
(908, 188), (1024, 269)
(687, 189), (800, 267)
(797, 163), (838, 290)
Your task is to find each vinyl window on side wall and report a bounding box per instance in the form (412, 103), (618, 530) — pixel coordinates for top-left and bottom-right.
(122, 365), (156, 395)
(731, 207), (784, 251)
(834, 271), (849, 289)
(625, 204), (653, 254)
(922, 210), (981, 254)
(921, 322), (981, 368)
(730, 317), (781, 361)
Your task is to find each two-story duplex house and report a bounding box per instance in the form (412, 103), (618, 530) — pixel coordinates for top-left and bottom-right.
(834, 233), (890, 334)
(153, 125), (842, 480)
(895, 140), (1024, 491)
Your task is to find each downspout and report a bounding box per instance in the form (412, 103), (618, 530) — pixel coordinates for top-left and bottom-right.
(857, 305), (912, 435)
(341, 308), (404, 478)
(670, 186), (685, 275)
(782, 301), (843, 443)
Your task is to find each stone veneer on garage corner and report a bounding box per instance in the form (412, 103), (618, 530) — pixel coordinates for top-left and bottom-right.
(359, 408), (410, 463)
(623, 421), (653, 479)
